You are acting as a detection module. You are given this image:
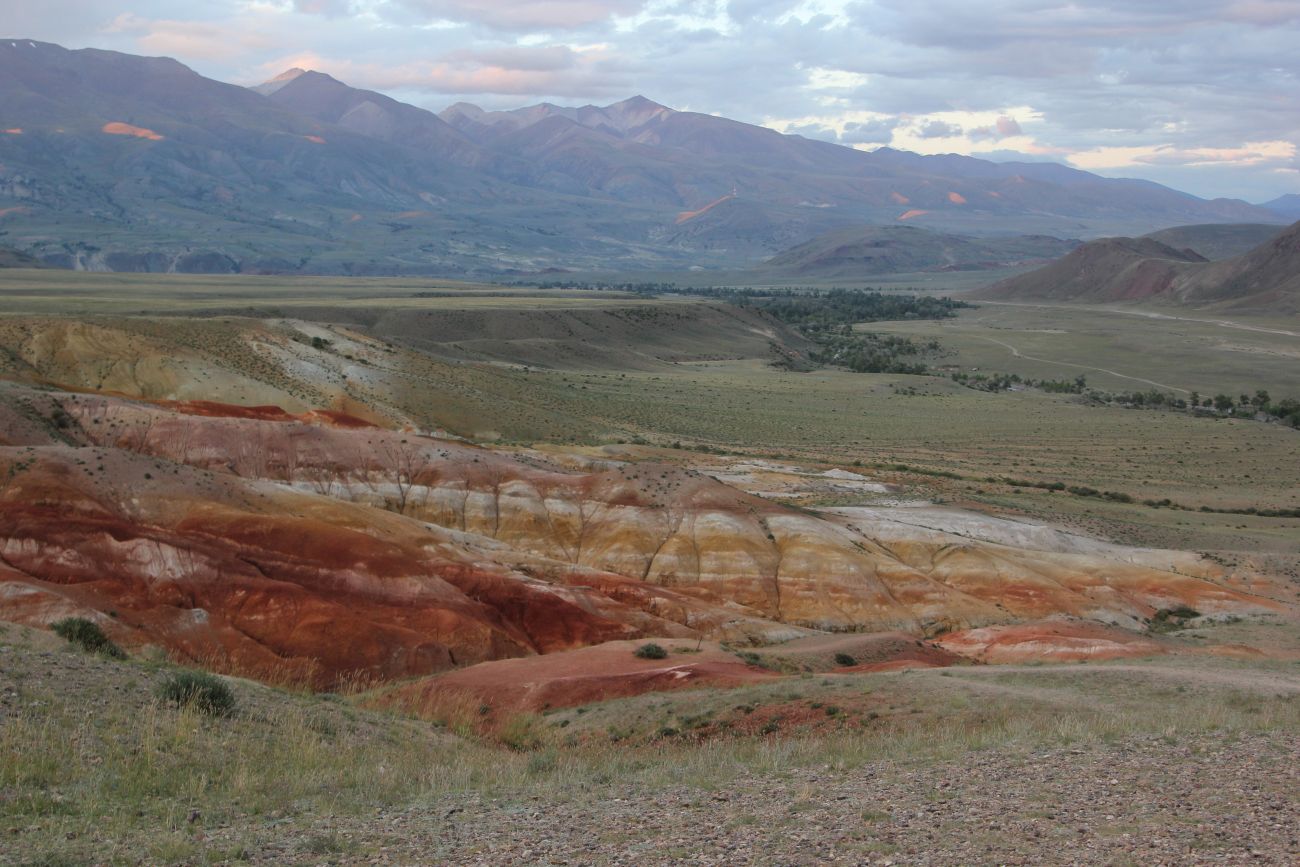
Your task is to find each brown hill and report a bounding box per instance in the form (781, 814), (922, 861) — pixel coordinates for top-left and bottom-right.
(0, 246), (43, 268)
(977, 221), (1300, 311)
(1142, 223), (1285, 260)
(754, 225), (1079, 280)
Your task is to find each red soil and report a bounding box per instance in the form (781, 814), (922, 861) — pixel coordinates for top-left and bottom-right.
(157, 400), (375, 428)
(0, 450), (700, 688)
(775, 631), (962, 670)
(936, 620), (1169, 663)
(101, 122), (164, 141)
(390, 639), (779, 714)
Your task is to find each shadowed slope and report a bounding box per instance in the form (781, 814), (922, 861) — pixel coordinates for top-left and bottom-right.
(978, 221), (1300, 312)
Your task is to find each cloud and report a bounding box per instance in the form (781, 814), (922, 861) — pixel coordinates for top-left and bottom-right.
(970, 115), (1023, 139)
(388, 0), (649, 31)
(106, 13), (279, 61)
(841, 117), (898, 144)
(293, 0), (355, 16)
(917, 119), (961, 138)
(259, 42), (627, 97)
(1068, 139), (1296, 170)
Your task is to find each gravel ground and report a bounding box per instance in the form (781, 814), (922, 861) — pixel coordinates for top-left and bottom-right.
(246, 732), (1298, 865)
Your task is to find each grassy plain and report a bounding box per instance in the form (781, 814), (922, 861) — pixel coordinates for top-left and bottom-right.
(869, 300), (1300, 397)
(0, 268), (661, 315)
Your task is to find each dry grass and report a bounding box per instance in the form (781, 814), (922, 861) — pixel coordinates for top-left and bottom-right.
(4, 626), (1297, 863)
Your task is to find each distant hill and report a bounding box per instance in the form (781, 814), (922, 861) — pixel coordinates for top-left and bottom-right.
(0, 39), (1288, 274)
(1141, 224), (1285, 261)
(751, 226), (1079, 280)
(1260, 194), (1300, 221)
(977, 221), (1300, 312)
(0, 246), (43, 268)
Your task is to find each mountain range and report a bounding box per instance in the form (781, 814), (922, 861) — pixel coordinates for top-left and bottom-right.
(0, 39), (1290, 276)
(1261, 194), (1300, 221)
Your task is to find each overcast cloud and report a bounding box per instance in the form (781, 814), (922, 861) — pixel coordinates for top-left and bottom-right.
(8, 0), (1298, 200)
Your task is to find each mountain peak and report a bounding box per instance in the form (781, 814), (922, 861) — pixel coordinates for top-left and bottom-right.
(251, 67), (310, 96)
(610, 95), (668, 111)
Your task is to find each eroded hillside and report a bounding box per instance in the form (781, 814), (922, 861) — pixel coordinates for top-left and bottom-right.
(1, 384), (1288, 690)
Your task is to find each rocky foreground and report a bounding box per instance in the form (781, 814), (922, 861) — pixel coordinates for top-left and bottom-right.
(198, 731), (1300, 865)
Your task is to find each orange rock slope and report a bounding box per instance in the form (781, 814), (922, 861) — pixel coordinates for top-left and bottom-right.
(0, 385), (1290, 687)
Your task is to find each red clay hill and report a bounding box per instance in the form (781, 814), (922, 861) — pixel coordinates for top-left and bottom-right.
(0, 384), (1290, 690)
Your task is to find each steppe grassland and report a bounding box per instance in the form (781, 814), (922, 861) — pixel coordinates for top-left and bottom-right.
(867, 301), (1300, 397)
(1, 269), (1296, 555)
(4, 622), (1297, 865)
(0, 268), (667, 314)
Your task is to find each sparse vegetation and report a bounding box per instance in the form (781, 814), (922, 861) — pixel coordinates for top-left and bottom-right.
(50, 617), (125, 659)
(634, 643), (668, 660)
(1148, 606), (1202, 633)
(156, 671), (237, 716)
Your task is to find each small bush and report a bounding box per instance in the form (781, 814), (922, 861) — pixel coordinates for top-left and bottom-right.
(50, 617), (125, 659)
(1149, 606), (1202, 634)
(634, 642), (668, 660)
(833, 652), (856, 667)
(735, 650), (776, 669)
(156, 671), (236, 716)
(498, 713), (545, 751)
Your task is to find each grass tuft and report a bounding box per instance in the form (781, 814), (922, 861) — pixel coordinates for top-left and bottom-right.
(50, 617), (125, 659)
(156, 671), (236, 717)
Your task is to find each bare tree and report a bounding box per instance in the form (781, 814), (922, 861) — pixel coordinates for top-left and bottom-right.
(484, 465), (510, 538)
(758, 516), (785, 622)
(270, 433), (301, 483)
(116, 415), (155, 454)
(641, 501), (687, 582)
(304, 464), (343, 498)
(571, 497), (610, 566)
(378, 439), (431, 516)
(682, 512), (706, 587)
(232, 425), (270, 478)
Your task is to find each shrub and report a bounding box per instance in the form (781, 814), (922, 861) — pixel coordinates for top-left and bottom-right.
(50, 617), (125, 659)
(833, 652), (856, 667)
(634, 642), (668, 660)
(1149, 606), (1201, 634)
(498, 713), (545, 751)
(156, 671), (236, 716)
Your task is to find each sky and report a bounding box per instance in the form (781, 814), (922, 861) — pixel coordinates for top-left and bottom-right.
(8, 0), (1299, 202)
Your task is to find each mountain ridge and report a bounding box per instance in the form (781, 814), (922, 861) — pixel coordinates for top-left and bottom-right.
(753, 225), (1081, 280)
(0, 39), (1287, 275)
